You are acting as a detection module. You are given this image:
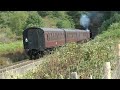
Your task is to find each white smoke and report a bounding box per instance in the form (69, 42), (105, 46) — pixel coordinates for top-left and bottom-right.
(80, 14), (90, 30)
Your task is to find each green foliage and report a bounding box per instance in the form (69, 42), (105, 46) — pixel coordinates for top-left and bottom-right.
(96, 22), (120, 42)
(21, 20), (120, 79)
(25, 11), (44, 28)
(56, 19), (74, 28)
(0, 40), (27, 65)
(0, 27), (14, 43)
(38, 11), (53, 17)
(67, 11), (82, 28)
(41, 11), (75, 28)
(9, 11), (29, 36)
(0, 11), (83, 40)
(0, 11), (12, 27)
(0, 41), (23, 54)
(98, 13), (120, 34)
(51, 11), (67, 18)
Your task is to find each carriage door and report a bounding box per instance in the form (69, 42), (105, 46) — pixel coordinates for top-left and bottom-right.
(28, 29), (39, 49)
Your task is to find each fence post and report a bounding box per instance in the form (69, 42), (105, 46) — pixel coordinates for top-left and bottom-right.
(70, 72), (78, 79)
(89, 75), (92, 79)
(103, 62), (111, 79)
(118, 44), (120, 57)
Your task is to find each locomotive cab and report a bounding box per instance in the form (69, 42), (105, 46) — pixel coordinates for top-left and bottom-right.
(23, 27), (45, 60)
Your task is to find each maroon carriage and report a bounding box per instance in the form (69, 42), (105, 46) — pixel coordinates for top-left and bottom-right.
(43, 28), (65, 48)
(23, 27), (90, 60)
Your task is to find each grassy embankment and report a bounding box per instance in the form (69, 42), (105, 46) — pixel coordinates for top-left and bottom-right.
(14, 22), (120, 79)
(1, 12), (120, 79)
(0, 41), (28, 66)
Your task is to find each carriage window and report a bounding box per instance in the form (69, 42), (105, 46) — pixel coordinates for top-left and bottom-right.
(61, 33), (62, 39)
(71, 33), (72, 38)
(54, 33), (56, 40)
(67, 33), (68, 38)
(49, 33), (51, 41)
(54, 33), (55, 40)
(51, 33), (53, 40)
(53, 33), (55, 40)
(57, 33), (58, 40)
(50, 33), (52, 40)
(67, 33), (69, 38)
(58, 33), (59, 39)
(57, 33), (59, 39)
(47, 34), (49, 41)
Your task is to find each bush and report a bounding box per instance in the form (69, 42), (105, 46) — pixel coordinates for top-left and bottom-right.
(56, 20), (74, 28)
(38, 11), (53, 17)
(67, 11), (82, 28)
(0, 11), (12, 27)
(8, 11), (29, 36)
(0, 26), (15, 43)
(21, 20), (120, 79)
(25, 11), (44, 28)
(98, 13), (120, 34)
(96, 22), (120, 42)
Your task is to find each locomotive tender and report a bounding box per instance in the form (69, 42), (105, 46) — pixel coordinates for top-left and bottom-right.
(23, 27), (90, 60)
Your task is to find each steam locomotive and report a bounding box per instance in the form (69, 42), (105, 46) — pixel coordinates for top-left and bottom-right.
(23, 27), (90, 60)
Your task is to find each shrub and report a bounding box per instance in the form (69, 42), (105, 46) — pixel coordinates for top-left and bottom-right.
(8, 11), (29, 36)
(25, 11), (44, 28)
(38, 11), (53, 17)
(98, 13), (120, 34)
(21, 21), (120, 79)
(56, 20), (74, 28)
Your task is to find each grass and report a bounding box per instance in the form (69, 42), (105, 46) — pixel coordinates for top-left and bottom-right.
(0, 41), (28, 66)
(0, 41), (23, 54)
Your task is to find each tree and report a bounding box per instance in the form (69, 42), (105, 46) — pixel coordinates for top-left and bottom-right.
(9, 11), (29, 36)
(67, 11), (84, 29)
(25, 11), (43, 28)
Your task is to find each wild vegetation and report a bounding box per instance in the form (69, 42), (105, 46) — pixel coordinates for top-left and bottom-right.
(18, 12), (120, 79)
(0, 11), (76, 65)
(0, 11), (120, 79)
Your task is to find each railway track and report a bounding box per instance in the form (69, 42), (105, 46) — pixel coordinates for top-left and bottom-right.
(0, 58), (44, 79)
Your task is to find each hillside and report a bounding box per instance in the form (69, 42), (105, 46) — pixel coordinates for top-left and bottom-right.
(0, 11), (113, 43)
(0, 11), (75, 43)
(0, 11), (77, 65)
(0, 11), (120, 79)
(18, 12), (120, 79)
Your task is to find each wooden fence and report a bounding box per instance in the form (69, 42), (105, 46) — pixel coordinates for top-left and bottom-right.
(70, 44), (120, 79)
(70, 62), (111, 79)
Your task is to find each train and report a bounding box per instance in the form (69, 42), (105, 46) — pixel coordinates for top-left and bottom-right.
(23, 27), (90, 60)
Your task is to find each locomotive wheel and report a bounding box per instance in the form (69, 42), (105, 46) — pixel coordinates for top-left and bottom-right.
(40, 51), (44, 57)
(35, 54), (40, 59)
(32, 54), (39, 60)
(29, 55), (33, 60)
